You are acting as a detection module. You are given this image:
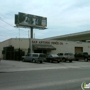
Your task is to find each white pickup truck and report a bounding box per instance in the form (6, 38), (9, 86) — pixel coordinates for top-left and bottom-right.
(57, 53), (74, 62)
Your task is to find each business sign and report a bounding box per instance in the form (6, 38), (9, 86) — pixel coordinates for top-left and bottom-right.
(81, 82), (90, 90)
(15, 12), (47, 29)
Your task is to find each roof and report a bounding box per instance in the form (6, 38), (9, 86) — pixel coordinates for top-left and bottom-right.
(44, 30), (90, 41)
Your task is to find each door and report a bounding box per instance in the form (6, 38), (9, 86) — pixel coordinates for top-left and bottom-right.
(75, 47), (83, 53)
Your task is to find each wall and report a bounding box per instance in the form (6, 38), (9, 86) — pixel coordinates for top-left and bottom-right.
(11, 38), (32, 54)
(32, 39), (90, 54)
(0, 39), (12, 58)
(0, 38), (90, 58)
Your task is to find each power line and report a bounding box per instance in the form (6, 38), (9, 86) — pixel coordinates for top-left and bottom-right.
(0, 16), (30, 40)
(0, 25), (10, 30)
(0, 17), (29, 32)
(0, 17), (14, 27)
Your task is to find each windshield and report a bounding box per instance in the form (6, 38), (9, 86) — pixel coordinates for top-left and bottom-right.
(51, 54), (59, 57)
(32, 54), (38, 57)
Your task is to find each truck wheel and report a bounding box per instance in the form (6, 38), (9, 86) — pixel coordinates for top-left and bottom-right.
(84, 58), (88, 62)
(50, 60), (53, 63)
(40, 61), (42, 63)
(69, 60), (72, 62)
(63, 58), (66, 62)
(32, 59), (36, 63)
(57, 61), (60, 63)
(22, 59), (25, 62)
(76, 59), (79, 61)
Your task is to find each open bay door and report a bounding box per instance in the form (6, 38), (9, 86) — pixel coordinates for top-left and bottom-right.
(75, 47), (83, 53)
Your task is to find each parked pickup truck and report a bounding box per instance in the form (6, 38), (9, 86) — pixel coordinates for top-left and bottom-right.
(22, 53), (46, 63)
(74, 52), (90, 62)
(57, 53), (74, 62)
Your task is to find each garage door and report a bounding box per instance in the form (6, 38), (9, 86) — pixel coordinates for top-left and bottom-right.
(75, 47), (83, 53)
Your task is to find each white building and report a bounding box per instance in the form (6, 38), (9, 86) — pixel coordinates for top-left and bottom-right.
(0, 38), (90, 59)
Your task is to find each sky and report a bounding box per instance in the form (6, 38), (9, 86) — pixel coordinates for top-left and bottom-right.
(0, 0), (90, 42)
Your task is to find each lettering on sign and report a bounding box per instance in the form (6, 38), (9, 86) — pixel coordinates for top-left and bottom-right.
(51, 42), (59, 45)
(60, 42), (63, 45)
(32, 41), (38, 43)
(39, 41), (50, 44)
(32, 40), (63, 45)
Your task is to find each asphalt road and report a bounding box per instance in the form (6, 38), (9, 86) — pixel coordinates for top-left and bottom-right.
(0, 68), (90, 90)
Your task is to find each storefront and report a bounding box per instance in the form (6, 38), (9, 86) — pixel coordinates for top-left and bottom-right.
(33, 44), (56, 54)
(0, 38), (90, 59)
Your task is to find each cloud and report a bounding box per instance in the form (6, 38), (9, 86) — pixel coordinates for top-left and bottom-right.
(0, 0), (90, 41)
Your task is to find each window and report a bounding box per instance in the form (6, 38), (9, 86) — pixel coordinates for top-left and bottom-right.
(32, 54), (38, 57)
(51, 54), (58, 57)
(39, 54), (46, 57)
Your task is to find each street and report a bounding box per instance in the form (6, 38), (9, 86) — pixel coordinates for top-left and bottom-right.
(0, 60), (90, 90)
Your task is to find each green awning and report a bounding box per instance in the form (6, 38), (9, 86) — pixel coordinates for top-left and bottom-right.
(33, 44), (56, 50)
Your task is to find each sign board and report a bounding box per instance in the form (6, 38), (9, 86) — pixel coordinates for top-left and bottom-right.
(15, 12), (47, 29)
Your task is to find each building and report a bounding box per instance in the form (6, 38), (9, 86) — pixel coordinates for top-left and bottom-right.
(45, 30), (90, 41)
(1, 30), (90, 60)
(0, 38), (90, 60)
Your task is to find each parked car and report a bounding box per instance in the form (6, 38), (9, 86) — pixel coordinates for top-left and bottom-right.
(46, 54), (60, 63)
(57, 53), (74, 62)
(57, 53), (63, 60)
(22, 53), (46, 63)
(74, 52), (90, 62)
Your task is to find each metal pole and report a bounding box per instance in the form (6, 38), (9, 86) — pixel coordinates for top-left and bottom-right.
(30, 27), (33, 53)
(28, 30), (30, 53)
(19, 28), (20, 48)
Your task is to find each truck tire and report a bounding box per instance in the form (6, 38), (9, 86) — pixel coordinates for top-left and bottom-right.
(50, 60), (53, 63)
(40, 61), (42, 63)
(84, 58), (88, 62)
(57, 60), (60, 63)
(22, 59), (25, 62)
(75, 59), (79, 61)
(69, 60), (72, 62)
(32, 59), (36, 63)
(62, 58), (66, 62)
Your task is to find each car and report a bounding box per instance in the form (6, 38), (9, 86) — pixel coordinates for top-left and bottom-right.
(57, 53), (63, 60)
(22, 53), (46, 63)
(57, 53), (74, 62)
(74, 52), (90, 62)
(46, 54), (61, 63)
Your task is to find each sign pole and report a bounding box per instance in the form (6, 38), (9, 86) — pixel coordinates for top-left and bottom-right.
(30, 27), (33, 53)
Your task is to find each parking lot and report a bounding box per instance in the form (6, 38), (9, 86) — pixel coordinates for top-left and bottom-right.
(0, 60), (90, 72)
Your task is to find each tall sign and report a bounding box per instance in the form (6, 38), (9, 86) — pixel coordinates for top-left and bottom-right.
(15, 12), (47, 29)
(15, 12), (47, 53)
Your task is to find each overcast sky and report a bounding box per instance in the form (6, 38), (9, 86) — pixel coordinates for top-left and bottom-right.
(0, 0), (90, 42)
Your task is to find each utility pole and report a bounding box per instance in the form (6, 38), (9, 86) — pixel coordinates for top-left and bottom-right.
(30, 27), (33, 53)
